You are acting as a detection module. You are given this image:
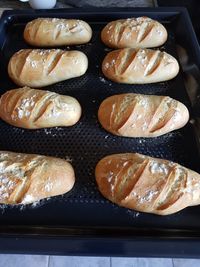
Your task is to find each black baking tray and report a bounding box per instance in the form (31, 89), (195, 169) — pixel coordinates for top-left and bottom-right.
(0, 7), (200, 257)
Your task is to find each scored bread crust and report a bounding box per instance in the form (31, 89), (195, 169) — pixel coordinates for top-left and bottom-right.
(8, 49), (88, 88)
(0, 151), (75, 205)
(95, 153), (200, 215)
(98, 93), (189, 137)
(102, 48), (179, 84)
(101, 17), (167, 49)
(24, 18), (92, 47)
(0, 87), (82, 129)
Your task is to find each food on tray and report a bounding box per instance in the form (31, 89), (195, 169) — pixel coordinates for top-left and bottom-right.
(24, 18), (92, 47)
(95, 153), (200, 215)
(0, 151), (75, 204)
(98, 93), (189, 138)
(0, 87), (81, 129)
(101, 17), (167, 49)
(8, 49), (88, 87)
(102, 48), (179, 84)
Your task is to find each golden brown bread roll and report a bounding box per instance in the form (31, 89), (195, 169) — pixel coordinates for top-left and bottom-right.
(0, 87), (81, 129)
(101, 17), (167, 49)
(102, 48), (179, 84)
(95, 153), (200, 215)
(0, 151), (75, 205)
(24, 18), (92, 47)
(98, 94), (189, 137)
(8, 49), (88, 87)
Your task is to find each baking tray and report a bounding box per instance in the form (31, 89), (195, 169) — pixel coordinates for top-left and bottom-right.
(0, 7), (200, 257)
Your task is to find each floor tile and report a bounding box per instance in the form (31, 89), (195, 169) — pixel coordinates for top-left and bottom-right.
(49, 256), (110, 267)
(111, 257), (173, 267)
(0, 254), (49, 267)
(173, 259), (200, 267)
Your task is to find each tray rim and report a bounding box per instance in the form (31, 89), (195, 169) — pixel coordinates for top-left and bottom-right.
(1, 6), (200, 257)
(1, 225), (200, 257)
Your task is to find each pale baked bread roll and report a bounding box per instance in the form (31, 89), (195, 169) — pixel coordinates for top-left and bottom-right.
(8, 49), (88, 87)
(0, 151), (75, 205)
(24, 18), (92, 47)
(101, 17), (167, 49)
(95, 153), (200, 215)
(102, 48), (179, 84)
(0, 87), (81, 129)
(98, 94), (189, 137)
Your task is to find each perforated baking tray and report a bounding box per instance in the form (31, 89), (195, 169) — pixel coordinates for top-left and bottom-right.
(0, 7), (200, 257)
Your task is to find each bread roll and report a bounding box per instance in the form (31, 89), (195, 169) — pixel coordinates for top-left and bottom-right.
(0, 87), (81, 129)
(0, 151), (75, 205)
(98, 94), (189, 137)
(102, 48), (179, 84)
(101, 17), (167, 49)
(8, 49), (88, 87)
(24, 18), (92, 47)
(95, 153), (200, 215)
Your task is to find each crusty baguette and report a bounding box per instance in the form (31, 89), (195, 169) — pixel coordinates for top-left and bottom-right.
(0, 87), (81, 129)
(0, 151), (75, 205)
(101, 17), (167, 49)
(95, 153), (200, 215)
(102, 48), (179, 84)
(24, 18), (92, 47)
(8, 49), (88, 87)
(98, 93), (189, 137)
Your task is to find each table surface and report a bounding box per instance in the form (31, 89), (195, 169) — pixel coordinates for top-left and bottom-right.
(0, 0), (154, 8)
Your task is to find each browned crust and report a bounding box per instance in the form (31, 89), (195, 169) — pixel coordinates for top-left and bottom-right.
(101, 17), (167, 49)
(8, 49), (88, 88)
(102, 48), (179, 84)
(0, 87), (82, 129)
(95, 153), (200, 215)
(24, 18), (92, 47)
(98, 93), (189, 138)
(0, 151), (75, 205)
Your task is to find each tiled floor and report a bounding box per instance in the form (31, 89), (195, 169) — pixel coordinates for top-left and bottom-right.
(0, 255), (200, 267)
